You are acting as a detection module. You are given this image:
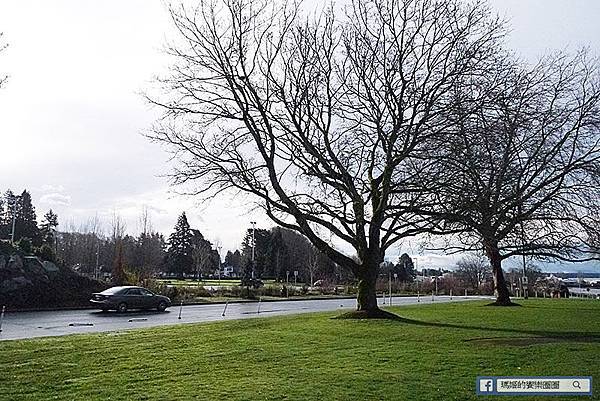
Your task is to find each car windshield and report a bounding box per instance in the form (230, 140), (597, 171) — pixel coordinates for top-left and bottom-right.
(100, 287), (129, 295)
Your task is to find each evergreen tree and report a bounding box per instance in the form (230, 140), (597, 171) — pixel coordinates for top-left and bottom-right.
(15, 190), (41, 246)
(0, 190), (17, 240)
(225, 250), (242, 269)
(40, 209), (59, 246)
(132, 231), (166, 276)
(266, 227), (287, 279)
(224, 249), (242, 276)
(224, 250), (234, 266)
(165, 212), (194, 277)
(35, 244), (57, 263)
(397, 253), (415, 281)
(16, 237), (33, 254)
(190, 228), (218, 277)
(241, 227), (271, 278)
(232, 250), (242, 268)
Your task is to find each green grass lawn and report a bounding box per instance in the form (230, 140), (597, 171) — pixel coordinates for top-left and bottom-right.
(1, 299), (598, 401)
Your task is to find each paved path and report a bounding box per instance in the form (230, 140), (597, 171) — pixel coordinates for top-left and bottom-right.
(0, 295), (490, 341)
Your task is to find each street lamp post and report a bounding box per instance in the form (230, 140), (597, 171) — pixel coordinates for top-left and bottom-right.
(217, 245), (222, 284)
(10, 201), (16, 245)
(388, 271), (392, 305)
(522, 254), (528, 299)
(250, 221), (256, 279)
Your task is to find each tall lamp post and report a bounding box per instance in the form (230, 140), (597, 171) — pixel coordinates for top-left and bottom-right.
(250, 221), (256, 279)
(217, 245), (222, 284)
(10, 201), (16, 245)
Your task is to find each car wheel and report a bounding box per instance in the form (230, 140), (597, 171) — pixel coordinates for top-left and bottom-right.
(157, 301), (168, 312)
(117, 302), (128, 313)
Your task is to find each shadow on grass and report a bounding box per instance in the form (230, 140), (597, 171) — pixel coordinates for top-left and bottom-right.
(89, 310), (171, 317)
(464, 336), (599, 346)
(390, 316), (600, 343)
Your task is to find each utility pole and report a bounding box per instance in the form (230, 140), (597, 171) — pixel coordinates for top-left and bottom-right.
(522, 253), (528, 299)
(195, 244), (201, 285)
(250, 221), (256, 279)
(10, 201), (16, 245)
(388, 271), (392, 305)
(217, 245), (222, 284)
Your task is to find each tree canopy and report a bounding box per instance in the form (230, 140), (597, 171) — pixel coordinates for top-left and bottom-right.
(148, 0), (508, 313)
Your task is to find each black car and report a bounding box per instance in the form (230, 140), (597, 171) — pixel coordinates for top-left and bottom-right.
(90, 286), (171, 312)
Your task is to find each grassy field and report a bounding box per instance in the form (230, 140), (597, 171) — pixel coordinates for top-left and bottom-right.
(0, 299), (598, 401)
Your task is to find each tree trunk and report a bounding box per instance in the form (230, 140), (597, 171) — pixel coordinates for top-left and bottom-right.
(356, 262), (379, 312)
(483, 239), (512, 305)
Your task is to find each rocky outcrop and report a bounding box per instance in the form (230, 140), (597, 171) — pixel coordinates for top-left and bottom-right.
(0, 248), (107, 309)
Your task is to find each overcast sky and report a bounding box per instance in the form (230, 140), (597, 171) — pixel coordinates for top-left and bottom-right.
(1, 0), (599, 271)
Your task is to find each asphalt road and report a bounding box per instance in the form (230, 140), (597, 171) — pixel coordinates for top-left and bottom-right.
(0, 295), (490, 341)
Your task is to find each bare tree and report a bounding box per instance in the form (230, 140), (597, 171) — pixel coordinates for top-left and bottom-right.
(427, 50), (600, 305)
(110, 211), (127, 282)
(306, 245), (321, 287)
(110, 211), (126, 242)
(147, 0), (505, 315)
(136, 206), (153, 275)
(454, 255), (491, 292)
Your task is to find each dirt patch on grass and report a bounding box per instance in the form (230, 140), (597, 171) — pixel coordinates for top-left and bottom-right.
(466, 336), (600, 346)
(334, 308), (400, 320)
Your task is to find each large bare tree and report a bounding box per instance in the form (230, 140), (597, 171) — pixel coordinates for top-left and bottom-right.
(147, 0), (505, 315)
(427, 50), (600, 305)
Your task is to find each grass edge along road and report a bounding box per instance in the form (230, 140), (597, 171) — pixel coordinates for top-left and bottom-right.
(0, 299), (598, 401)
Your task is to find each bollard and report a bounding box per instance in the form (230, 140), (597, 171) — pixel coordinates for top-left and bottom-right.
(465, 289), (468, 298)
(450, 289), (453, 300)
(417, 291), (420, 302)
(382, 292), (386, 305)
(222, 301), (229, 317)
(431, 291), (434, 302)
(178, 301), (183, 320)
(257, 297), (262, 314)
(0, 305), (5, 333)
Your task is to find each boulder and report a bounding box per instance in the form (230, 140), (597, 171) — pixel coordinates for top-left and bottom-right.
(42, 261), (60, 273)
(6, 255), (24, 274)
(0, 276), (32, 294)
(23, 257), (50, 283)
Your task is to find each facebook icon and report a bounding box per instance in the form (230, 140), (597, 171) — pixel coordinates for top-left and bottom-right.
(477, 378), (495, 394)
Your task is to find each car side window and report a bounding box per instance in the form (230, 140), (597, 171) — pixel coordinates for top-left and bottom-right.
(140, 289), (152, 296)
(127, 289), (141, 296)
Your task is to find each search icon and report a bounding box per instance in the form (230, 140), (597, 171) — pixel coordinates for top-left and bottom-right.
(573, 380), (581, 389)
